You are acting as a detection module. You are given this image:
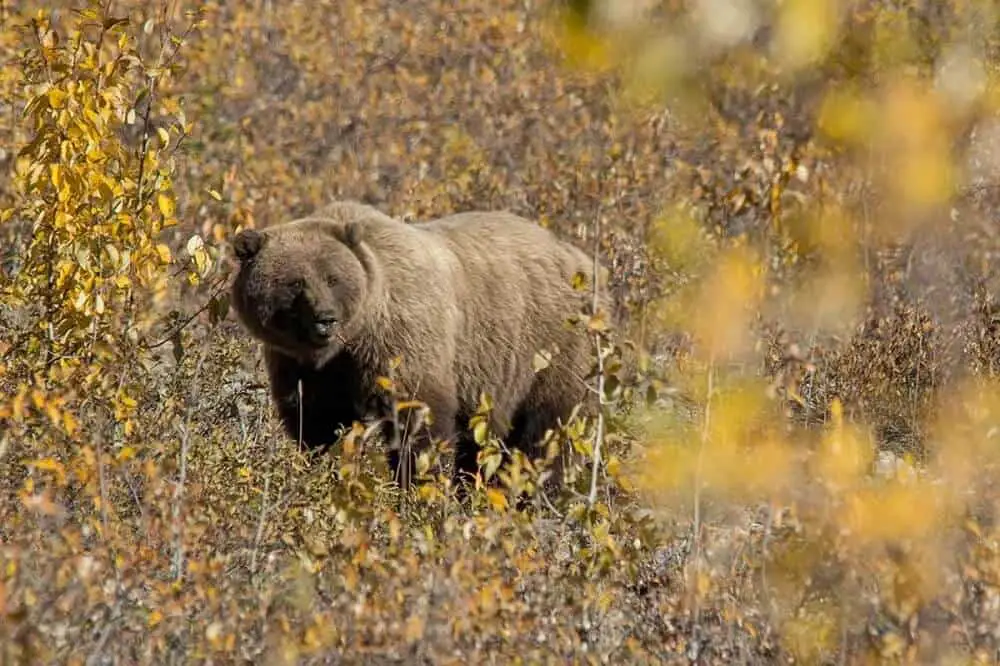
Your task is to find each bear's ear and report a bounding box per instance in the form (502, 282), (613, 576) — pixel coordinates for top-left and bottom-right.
(341, 221), (363, 248)
(233, 229), (265, 261)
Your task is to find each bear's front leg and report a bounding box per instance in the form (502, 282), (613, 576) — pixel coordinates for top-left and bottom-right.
(384, 379), (458, 493)
(452, 404), (515, 501)
(263, 347), (364, 451)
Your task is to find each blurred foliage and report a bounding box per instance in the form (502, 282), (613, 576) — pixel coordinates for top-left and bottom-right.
(4, 0), (1000, 663)
(569, 0), (1000, 662)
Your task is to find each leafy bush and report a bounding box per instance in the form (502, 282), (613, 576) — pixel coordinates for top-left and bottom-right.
(3, 0), (1000, 663)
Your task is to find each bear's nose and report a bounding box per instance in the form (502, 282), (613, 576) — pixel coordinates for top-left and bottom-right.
(310, 314), (338, 343)
(314, 321), (332, 339)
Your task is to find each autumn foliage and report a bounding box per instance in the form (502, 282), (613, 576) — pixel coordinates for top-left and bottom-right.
(4, 0), (1000, 663)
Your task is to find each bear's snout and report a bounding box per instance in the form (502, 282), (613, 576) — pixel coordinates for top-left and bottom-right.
(312, 321), (332, 340)
(308, 313), (339, 345)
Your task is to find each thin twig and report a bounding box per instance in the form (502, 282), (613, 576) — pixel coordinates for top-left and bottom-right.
(134, 74), (157, 213)
(98, 372), (129, 542)
(688, 355), (715, 661)
(390, 365), (411, 512)
(587, 207), (606, 507)
(249, 398), (272, 576)
(172, 350), (207, 582)
(96, 431), (109, 536)
(297, 378), (303, 451)
(85, 603), (120, 666)
(760, 501), (776, 615)
(143, 273), (228, 349)
(134, 2), (199, 214)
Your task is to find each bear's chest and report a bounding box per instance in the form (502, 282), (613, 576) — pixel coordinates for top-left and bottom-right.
(316, 349), (391, 414)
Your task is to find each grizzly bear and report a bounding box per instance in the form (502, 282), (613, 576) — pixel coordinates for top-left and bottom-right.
(230, 200), (608, 495)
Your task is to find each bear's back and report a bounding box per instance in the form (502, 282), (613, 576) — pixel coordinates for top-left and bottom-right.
(415, 212), (592, 292)
(413, 211), (600, 415)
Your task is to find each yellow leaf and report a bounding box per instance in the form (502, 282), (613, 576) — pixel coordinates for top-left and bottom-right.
(556, 21), (615, 72)
(404, 615), (426, 644)
(606, 455), (621, 478)
(156, 126), (170, 148)
(342, 564), (359, 592)
(473, 420), (488, 444)
(157, 193), (175, 218)
(185, 234), (204, 256)
(58, 180), (72, 202)
(117, 446), (136, 462)
(62, 412), (78, 436)
(192, 248), (209, 276)
(774, 0), (839, 69)
(303, 625), (323, 649)
(532, 349), (553, 373)
(105, 244), (120, 267)
(205, 621), (224, 648)
(95, 180), (114, 203)
(148, 609), (163, 627)
(586, 312), (607, 332)
(29, 458), (66, 485)
(12, 389), (26, 421)
(155, 244), (171, 264)
(48, 88), (67, 109)
(817, 86), (872, 145)
(83, 106), (102, 129)
(486, 488), (508, 511)
(418, 484), (442, 502)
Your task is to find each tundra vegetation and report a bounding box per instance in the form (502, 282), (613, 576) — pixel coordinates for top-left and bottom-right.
(3, 0), (1000, 663)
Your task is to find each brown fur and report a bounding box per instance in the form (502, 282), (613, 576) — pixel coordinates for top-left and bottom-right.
(230, 200), (608, 494)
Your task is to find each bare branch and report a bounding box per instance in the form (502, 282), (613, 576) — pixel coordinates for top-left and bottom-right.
(172, 348), (207, 582)
(588, 205), (606, 508)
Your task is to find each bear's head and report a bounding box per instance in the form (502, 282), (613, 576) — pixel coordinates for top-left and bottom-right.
(230, 219), (368, 367)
